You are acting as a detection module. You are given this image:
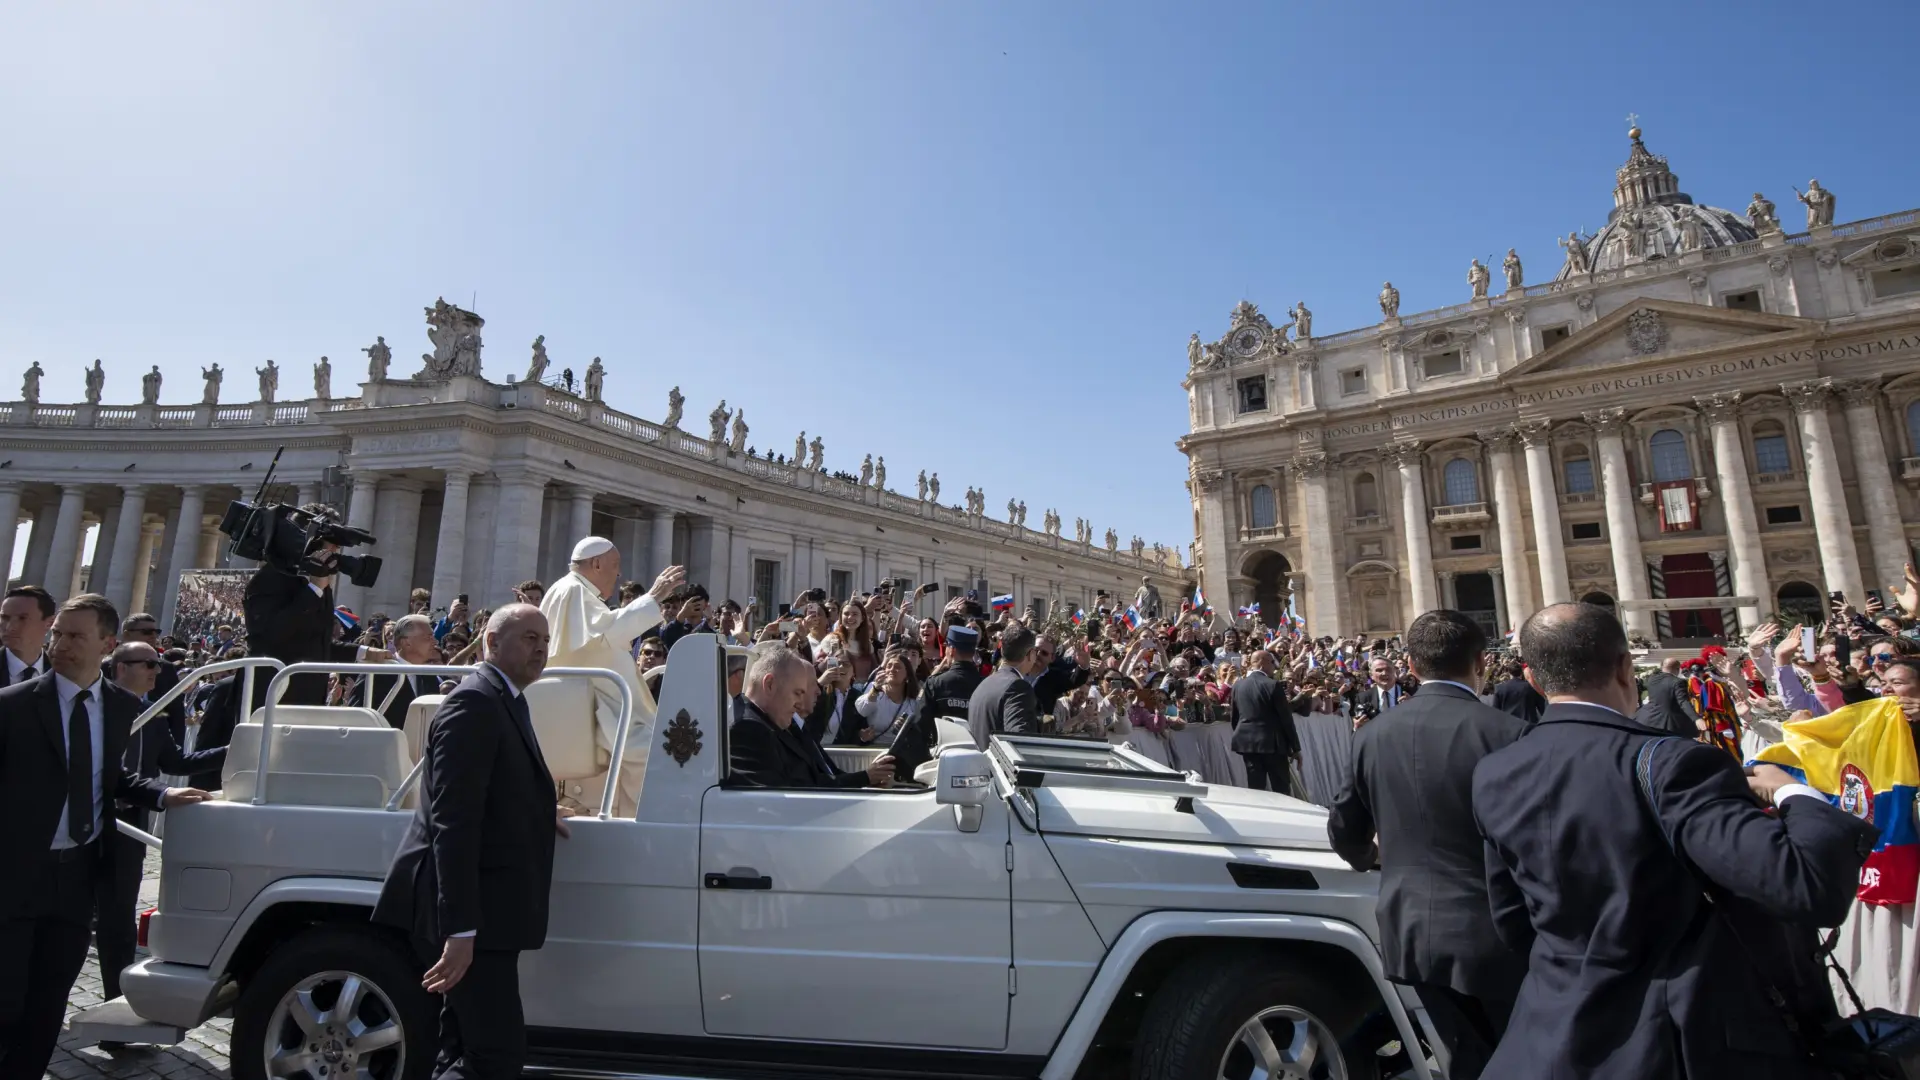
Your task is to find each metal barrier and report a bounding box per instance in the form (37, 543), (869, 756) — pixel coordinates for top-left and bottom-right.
(258, 663), (633, 817)
(127, 656), (286, 736)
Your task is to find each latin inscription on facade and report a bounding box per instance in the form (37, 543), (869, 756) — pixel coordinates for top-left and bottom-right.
(1321, 336), (1919, 440)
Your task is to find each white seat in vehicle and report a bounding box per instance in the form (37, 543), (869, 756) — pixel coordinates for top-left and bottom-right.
(247, 705), (389, 730)
(402, 695), (447, 761)
(221, 722), (413, 809)
(522, 676), (608, 782)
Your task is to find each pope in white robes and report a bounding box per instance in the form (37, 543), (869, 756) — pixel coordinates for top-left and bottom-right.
(539, 535), (683, 816)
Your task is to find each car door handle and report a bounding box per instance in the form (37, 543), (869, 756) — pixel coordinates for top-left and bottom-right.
(704, 867), (773, 890)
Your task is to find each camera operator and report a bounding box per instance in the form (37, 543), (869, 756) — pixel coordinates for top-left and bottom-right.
(242, 503), (390, 705)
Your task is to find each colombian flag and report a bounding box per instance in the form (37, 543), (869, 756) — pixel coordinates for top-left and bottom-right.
(1755, 697), (1918, 906)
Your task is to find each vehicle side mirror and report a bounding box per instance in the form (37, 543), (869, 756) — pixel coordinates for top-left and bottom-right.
(935, 748), (992, 808)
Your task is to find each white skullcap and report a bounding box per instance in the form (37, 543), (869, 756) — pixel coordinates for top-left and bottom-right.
(570, 536), (615, 562)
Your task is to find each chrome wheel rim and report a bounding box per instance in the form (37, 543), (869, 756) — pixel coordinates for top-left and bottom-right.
(1217, 1004), (1345, 1080)
(262, 969), (406, 1079)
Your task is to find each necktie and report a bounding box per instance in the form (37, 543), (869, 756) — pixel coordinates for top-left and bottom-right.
(16, 660), (33, 684)
(68, 688), (94, 845)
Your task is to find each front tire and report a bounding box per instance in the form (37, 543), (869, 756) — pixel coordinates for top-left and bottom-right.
(1133, 949), (1366, 1080)
(230, 925), (436, 1080)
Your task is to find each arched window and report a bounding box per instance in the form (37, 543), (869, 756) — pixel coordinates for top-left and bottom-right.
(1248, 484), (1276, 529)
(1907, 400), (1920, 456)
(1649, 429), (1692, 482)
(1442, 458), (1480, 505)
(1562, 448), (1595, 494)
(1751, 420), (1791, 476)
(1352, 472), (1379, 517)
(1776, 581), (1824, 626)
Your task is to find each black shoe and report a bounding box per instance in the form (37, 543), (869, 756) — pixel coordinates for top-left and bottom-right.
(96, 1040), (126, 1051)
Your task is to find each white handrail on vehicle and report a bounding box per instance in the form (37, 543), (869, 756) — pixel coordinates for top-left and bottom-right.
(258, 663), (633, 817)
(115, 819), (164, 849)
(127, 656), (287, 736)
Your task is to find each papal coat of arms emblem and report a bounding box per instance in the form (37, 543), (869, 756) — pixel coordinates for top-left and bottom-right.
(663, 709), (703, 767)
(1625, 309), (1669, 355)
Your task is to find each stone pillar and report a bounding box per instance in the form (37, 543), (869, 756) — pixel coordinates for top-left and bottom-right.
(102, 485), (149, 615)
(196, 520), (221, 571)
(1294, 455), (1344, 637)
(1386, 444), (1436, 616)
(1517, 424), (1571, 607)
(0, 483), (21, 588)
(43, 486), (89, 602)
(1438, 570), (1457, 610)
(567, 487), (596, 548)
(429, 470), (471, 608)
(648, 507), (676, 581)
(337, 472), (380, 615)
(1191, 470), (1234, 627)
(92, 505), (122, 599)
(161, 486), (204, 626)
(1485, 432), (1534, 624)
(369, 478), (425, 616)
(489, 472), (547, 605)
(1783, 380), (1867, 606)
(21, 499), (57, 588)
(1836, 380), (1911, 594)
(1490, 567), (1510, 634)
(1695, 393), (1771, 630)
(1585, 408), (1652, 638)
(129, 519), (162, 615)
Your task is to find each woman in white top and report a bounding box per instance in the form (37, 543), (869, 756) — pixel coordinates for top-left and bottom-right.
(848, 649), (919, 747)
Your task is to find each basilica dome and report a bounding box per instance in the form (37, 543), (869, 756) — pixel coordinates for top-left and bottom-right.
(1553, 127), (1759, 280)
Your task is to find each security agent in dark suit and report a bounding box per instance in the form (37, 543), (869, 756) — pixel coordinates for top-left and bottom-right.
(0, 594), (207, 1080)
(1359, 656), (1415, 716)
(357, 614), (446, 728)
(241, 508), (391, 706)
(1634, 656), (1703, 740)
(1327, 611), (1526, 1079)
(1230, 650), (1301, 793)
(1028, 632), (1091, 715)
(966, 624), (1045, 749)
(0, 585), (55, 689)
(372, 604), (569, 1080)
(726, 643), (896, 789)
(96, 641), (227, 1006)
(1473, 603), (1877, 1080)
(1489, 674), (1545, 727)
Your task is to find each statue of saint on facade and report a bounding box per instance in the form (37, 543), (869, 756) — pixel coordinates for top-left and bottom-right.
(916, 470), (928, 500)
(21, 362), (43, 406)
(1502, 248), (1524, 291)
(795, 432), (808, 464)
(1187, 332), (1203, 369)
(927, 472), (939, 502)
(201, 363), (223, 406)
(874, 456), (886, 490)
(584, 356), (604, 402)
(141, 364), (162, 406)
(1005, 497), (1017, 521)
(807, 436), (824, 471)
(861, 455), (875, 487)
(1796, 179), (1836, 228)
(526, 335), (550, 384)
(1468, 258), (1491, 300)
(1104, 528), (1118, 552)
(729, 409), (749, 453)
(1747, 192), (1781, 234)
(1290, 302), (1312, 340)
(363, 336), (391, 382)
(1378, 281), (1400, 320)
(1560, 230), (1590, 275)
(257, 359), (279, 404)
(418, 297), (485, 380)
(314, 356), (331, 400)
(1675, 213), (1703, 253)
(664, 386), (685, 429)
(84, 359), (105, 405)
(709, 401), (730, 445)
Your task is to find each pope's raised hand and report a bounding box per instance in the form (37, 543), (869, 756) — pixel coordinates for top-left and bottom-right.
(647, 565), (687, 604)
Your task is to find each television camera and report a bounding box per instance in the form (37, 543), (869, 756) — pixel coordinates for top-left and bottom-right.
(216, 447), (382, 587)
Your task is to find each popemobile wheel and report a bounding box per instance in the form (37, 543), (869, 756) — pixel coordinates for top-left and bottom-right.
(1132, 950), (1367, 1080)
(229, 926), (437, 1080)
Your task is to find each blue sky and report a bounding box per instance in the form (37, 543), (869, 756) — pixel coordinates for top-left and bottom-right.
(3, 0), (1913, 563)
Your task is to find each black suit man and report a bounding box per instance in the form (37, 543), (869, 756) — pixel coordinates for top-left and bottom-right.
(241, 536), (391, 706)
(966, 624), (1045, 749)
(116, 612), (187, 747)
(1230, 651), (1301, 793)
(1488, 675), (1545, 727)
(1474, 603), (1877, 1080)
(0, 594), (205, 1080)
(1028, 633), (1091, 715)
(0, 585), (55, 689)
(95, 642), (227, 1005)
(728, 644), (895, 789)
(1634, 657), (1702, 740)
(1359, 657), (1416, 717)
(1328, 611), (1526, 1079)
(372, 604), (567, 1080)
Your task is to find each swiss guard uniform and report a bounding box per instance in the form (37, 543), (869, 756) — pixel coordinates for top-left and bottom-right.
(894, 626), (985, 779)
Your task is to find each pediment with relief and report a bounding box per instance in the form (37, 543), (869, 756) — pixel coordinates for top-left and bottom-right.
(1506, 298), (1816, 380)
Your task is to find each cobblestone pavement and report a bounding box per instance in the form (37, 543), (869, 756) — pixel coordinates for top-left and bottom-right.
(47, 849), (233, 1080)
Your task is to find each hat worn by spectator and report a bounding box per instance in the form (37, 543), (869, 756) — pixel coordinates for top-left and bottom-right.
(572, 536), (615, 562)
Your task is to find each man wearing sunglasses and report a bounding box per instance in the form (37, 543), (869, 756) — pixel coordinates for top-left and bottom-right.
(114, 613), (186, 747)
(93, 641), (227, 1013)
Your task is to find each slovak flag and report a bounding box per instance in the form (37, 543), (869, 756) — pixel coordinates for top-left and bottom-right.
(1116, 608), (1139, 631)
(1237, 602), (1260, 619)
(1192, 583), (1208, 611)
(1069, 608), (1085, 626)
(990, 593), (1015, 612)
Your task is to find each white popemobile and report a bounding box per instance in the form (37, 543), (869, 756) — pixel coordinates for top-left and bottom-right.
(73, 638), (1448, 1080)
